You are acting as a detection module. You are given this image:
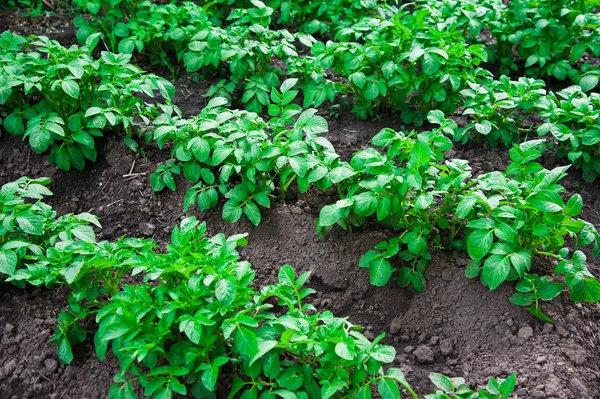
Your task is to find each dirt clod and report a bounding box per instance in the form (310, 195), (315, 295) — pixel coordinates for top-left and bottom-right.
(518, 326), (534, 340)
(413, 345), (434, 364)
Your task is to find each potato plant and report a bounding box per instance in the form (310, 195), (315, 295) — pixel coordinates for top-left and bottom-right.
(150, 80), (341, 226)
(0, 32), (174, 170)
(488, 0), (600, 83)
(456, 76), (547, 147)
(537, 86), (600, 182)
(317, 113), (600, 322)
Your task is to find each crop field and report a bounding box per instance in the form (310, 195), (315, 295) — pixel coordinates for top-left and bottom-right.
(0, 0), (600, 398)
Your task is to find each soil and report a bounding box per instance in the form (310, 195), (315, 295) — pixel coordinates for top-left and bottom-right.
(1, 9), (600, 399)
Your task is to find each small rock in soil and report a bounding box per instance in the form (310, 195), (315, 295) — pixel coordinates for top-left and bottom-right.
(561, 343), (588, 366)
(1, 359), (17, 379)
(441, 268), (454, 282)
(139, 222), (156, 236)
(413, 345), (434, 364)
(542, 323), (554, 334)
(531, 389), (545, 398)
(4, 323), (14, 333)
(536, 356), (547, 364)
(430, 336), (440, 345)
(130, 180), (143, 191)
(44, 358), (58, 373)
(390, 317), (403, 335)
(440, 339), (454, 356)
(518, 326), (534, 340)
(403, 346), (414, 353)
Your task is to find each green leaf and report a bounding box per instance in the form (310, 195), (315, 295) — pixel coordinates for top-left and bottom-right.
(465, 260), (481, 278)
(180, 319), (202, 344)
(579, 74), (599, 91)
(61, 80), (80, 99)
(0, 250), (17, 275)
(363, 81), (379, 101)
(335, 342), (354, 360)
(235, 326), (258, 360)
(278, 265), (296, 286)
(527, 191), (564, 213)
(369, 257), (393, 287)
(250, 340), (278, 366)
(58, 337), (74, 364)
(456, 196), (477, 218)
(422, 53), (440, 75)
(467, 229), (494, 261)
(62, 261), (84, 284)
(216, 278), (237, 306)
(150, 172), (165, 191)
(213, 147), (233, 165)
(509, 251), (531, 277)
(319, 204), (344, 227)
(329, 166), (355, 183)
(243, 202), (261, 226)
(16, 215), (43, 235)
(500, 373), (517, 397)
(570, 278), (600, 303)
(537, 282), (563, 301)
(429, 373), (454, 393)
(371, 345), (395, 363)
(377, 378), (400, 399)
(509, 291), (535, 306)
(99, 323), (130, 342)
(482, 255), (510, 290)
(564, 194), (583, 217)
(222, 201), (243, 223)
(201, 366), (219, 391)
(189, 138), (211, 162)
(3, 112), (24, 135)
(410, 140), (430, 167)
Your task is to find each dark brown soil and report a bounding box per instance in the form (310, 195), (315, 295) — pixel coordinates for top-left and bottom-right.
(1, 11), (600, 399)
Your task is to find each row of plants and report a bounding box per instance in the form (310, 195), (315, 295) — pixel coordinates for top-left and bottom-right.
(59, 0), (487, 123)
(33, 0), (597, 182)
(2, 31), (597, 184)
(0, 176), (517, 399)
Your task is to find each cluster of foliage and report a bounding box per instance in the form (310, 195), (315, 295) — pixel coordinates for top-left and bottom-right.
(424, 0), (600, 89)
(149, 80), (341, 226)
(453, 76), (600, 181)
(0, 177), (516, 399)
(537, 86), (600, 182)
(489, 0), (600, 85)
(0, 32), (174, 170)
(317, 113), (600, 322)
(67, 0), (492, 124)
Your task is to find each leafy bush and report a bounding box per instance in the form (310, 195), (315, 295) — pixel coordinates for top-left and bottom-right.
(150, 80), (341, 226)
(537, 85), (600, 182)
(0, 32), (174, 170)
(456, 76), (547, 147)
(317, 113), (600, 321)
(489, 0), (600, 82)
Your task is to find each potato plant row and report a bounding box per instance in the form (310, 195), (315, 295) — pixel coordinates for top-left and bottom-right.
(0, 177), (516, 399)
(2, 6), (599, 179)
